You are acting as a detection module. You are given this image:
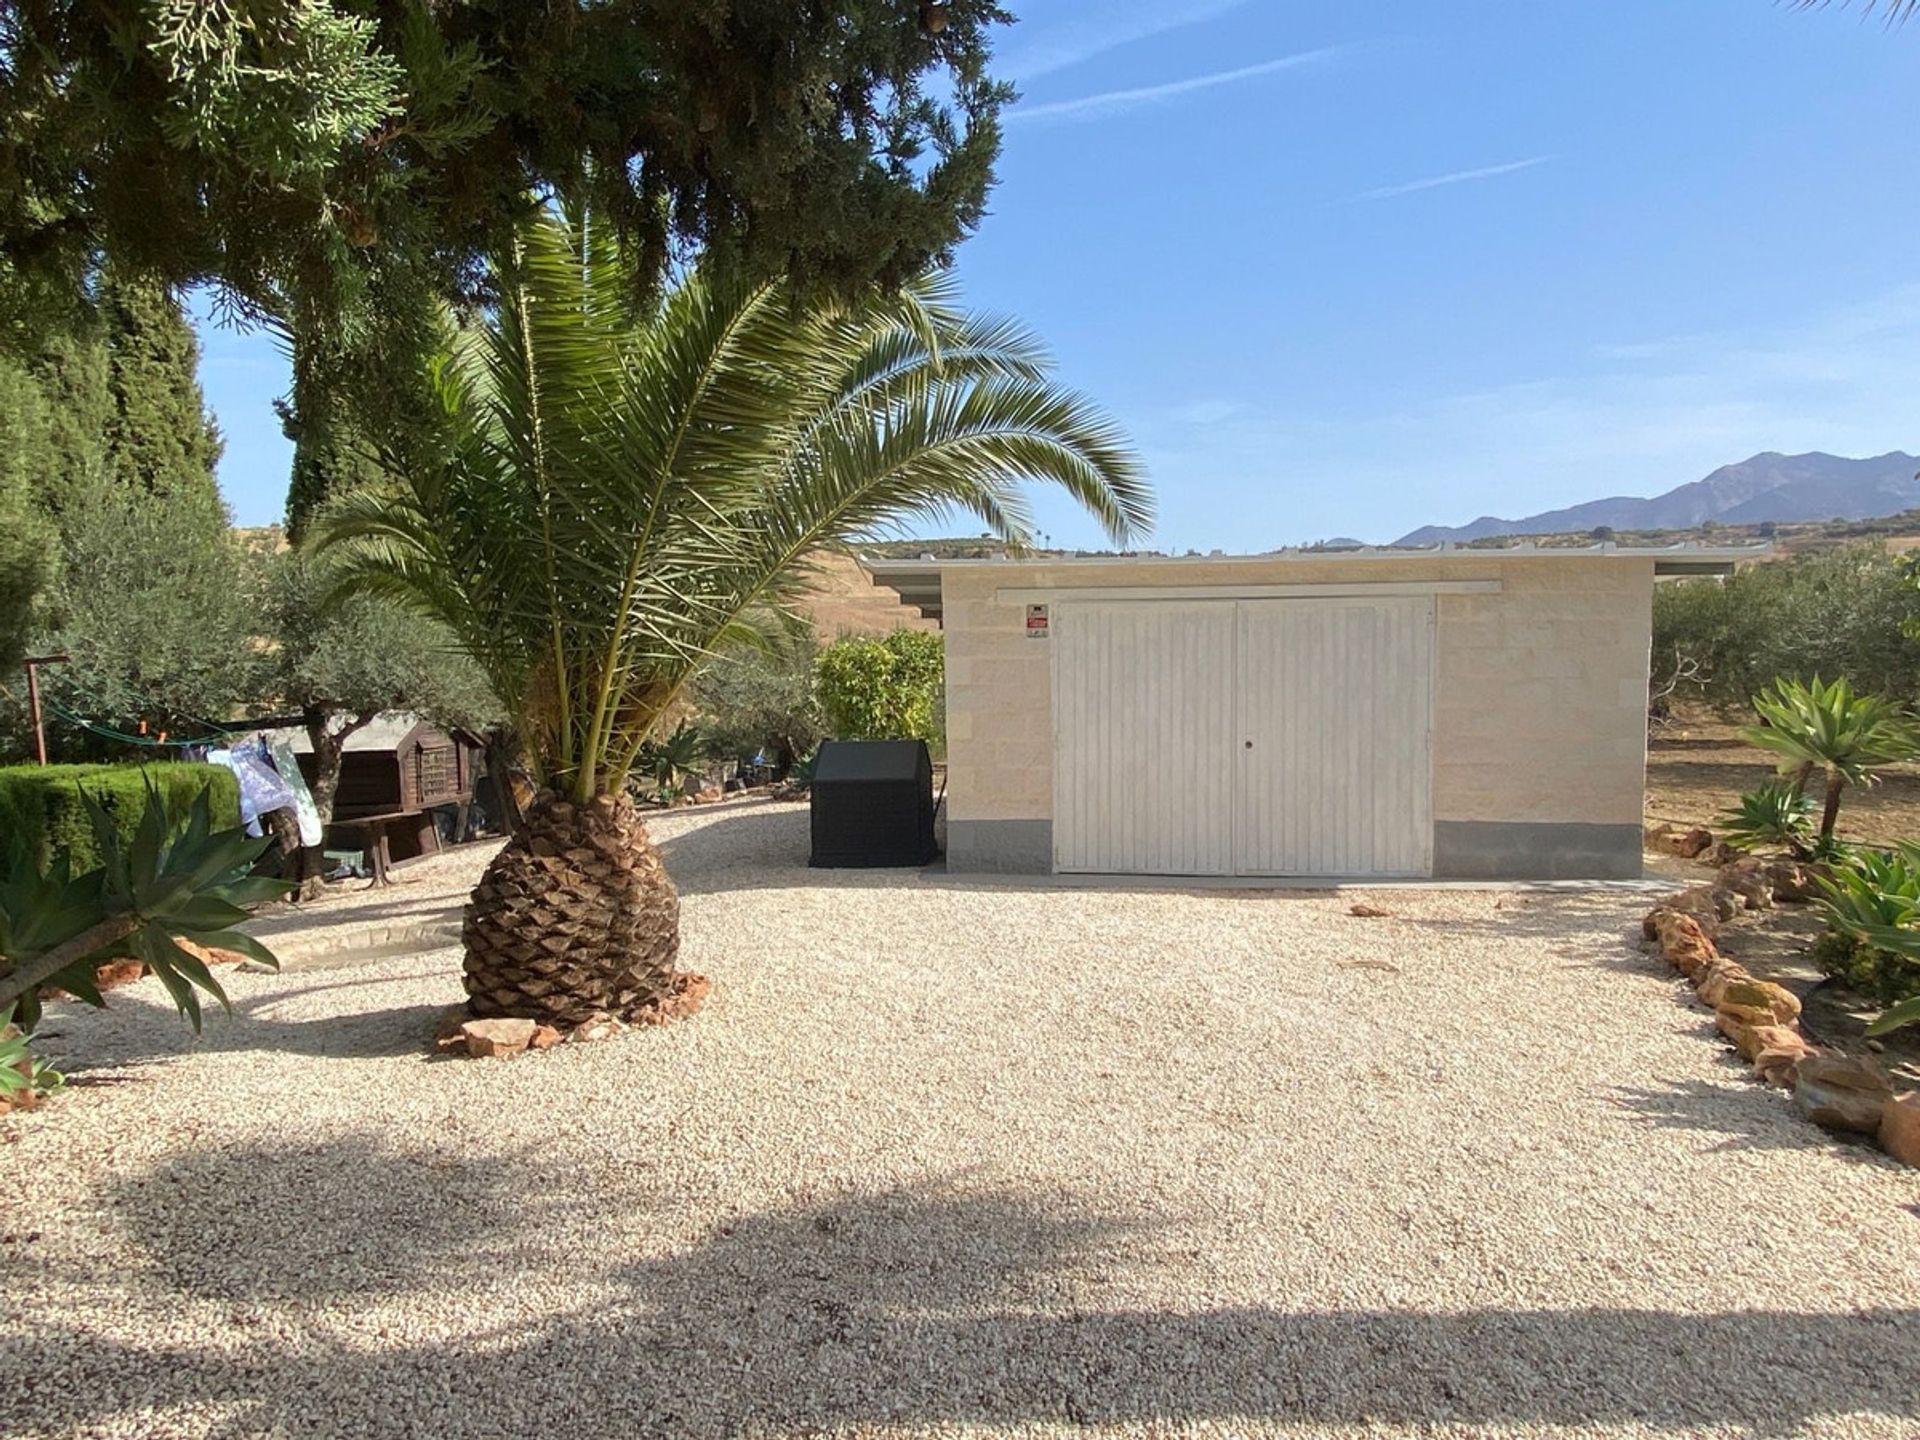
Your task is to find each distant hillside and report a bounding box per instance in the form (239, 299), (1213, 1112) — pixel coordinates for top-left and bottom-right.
(1396, 451), (1920, 545)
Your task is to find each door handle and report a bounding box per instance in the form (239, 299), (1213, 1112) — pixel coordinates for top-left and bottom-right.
(1243, 740), (1253, 749)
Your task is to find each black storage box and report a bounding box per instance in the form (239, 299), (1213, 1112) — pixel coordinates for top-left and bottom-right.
(809, 739), (939, 868)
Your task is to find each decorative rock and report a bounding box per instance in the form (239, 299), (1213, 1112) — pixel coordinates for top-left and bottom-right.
(1766, 860), (1820, 903)
(1349, 904), (1391, 919)
(1695, 959), (1755, 1008)
(1643, 823), (1674, 848)
(1718, 978), (1801, 1025)
(1674, 828), (1715, 859)
(1648, 910), (1719, 977)
(460, 1017), (538, 1059)
(1704, 841), (1744, 867)
(1879, 1092), (1920, 1167)
(1716, 859), (1774, 910)
(568, 1013), (626, 1044)
(529, 1024), (564, 1052)
(1794, 1054), (1895, 1135)
(1753, 1032), (1818, 1087)
(1715, 1012), (1804, 1065)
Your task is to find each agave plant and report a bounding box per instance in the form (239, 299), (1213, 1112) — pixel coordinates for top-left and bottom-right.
(636, 720), (711, 800)
(0, 783), (287, 1030)
(0, 1003), (65, 1107)
(1813, 844), (1920, 1030)
(319, 205), (1150, 1026)
(1718, 780), (1816, 855)
(1740, 676), (1920, 843)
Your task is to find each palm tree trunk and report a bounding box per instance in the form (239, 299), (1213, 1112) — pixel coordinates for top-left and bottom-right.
(1787, 759), (1816, 801)
(1819, 768), (1847, 842)
(461, 790), (679, 1025)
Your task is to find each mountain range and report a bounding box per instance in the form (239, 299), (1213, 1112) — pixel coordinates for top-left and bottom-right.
(1394, 451), (1920, 545)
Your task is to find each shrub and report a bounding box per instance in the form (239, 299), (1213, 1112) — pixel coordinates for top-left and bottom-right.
(692, 628), (823, 773)
(0, 763), (240, 875)
(814, 630), (944, 743)
(1651, 546), (1920, 710)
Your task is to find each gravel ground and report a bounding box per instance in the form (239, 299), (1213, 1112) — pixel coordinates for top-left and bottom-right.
(4, 800), (1918, 1439)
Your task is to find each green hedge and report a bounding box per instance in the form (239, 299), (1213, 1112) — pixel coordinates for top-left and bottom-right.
(0, 763), (242, 874)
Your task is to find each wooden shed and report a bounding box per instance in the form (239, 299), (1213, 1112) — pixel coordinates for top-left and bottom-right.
(275, 713), (486, 864)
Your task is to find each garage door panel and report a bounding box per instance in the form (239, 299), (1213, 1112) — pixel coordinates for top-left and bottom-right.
(1053, 603), (1236, 874)
(1236, 598), (1432, 876)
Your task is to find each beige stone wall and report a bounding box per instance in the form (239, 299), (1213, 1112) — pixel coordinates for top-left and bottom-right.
(941, 554), (1654, 832)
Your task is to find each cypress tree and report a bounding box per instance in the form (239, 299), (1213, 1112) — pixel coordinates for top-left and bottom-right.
(0, 356), (56, 671)
(98, 271), (224, 510)
(8, 272), (256, 759)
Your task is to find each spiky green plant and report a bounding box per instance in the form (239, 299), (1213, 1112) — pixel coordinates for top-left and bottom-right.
(0, 783), (287, 1030)
(0, 1004), (65, 1107)
(1718, 780), (1817, 855)
(1813, 844), (1920, 1022)
(1740, 676), (1920, 843)
(317, 204), (1151, 1025)
(637, 720), (711, 800)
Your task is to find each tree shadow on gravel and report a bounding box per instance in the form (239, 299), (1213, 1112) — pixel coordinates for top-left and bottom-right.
(7, 1139), (1915, 1439)
(33, 971), (457, 1074)
(1610, 1076), (1903, 1167)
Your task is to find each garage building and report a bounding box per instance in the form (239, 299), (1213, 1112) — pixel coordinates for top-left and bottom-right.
(864, 545), (1761, 882)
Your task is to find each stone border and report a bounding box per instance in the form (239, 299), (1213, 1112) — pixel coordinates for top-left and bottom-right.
(1641, 858), (1918, 1166)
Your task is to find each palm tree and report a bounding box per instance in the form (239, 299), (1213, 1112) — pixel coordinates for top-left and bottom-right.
(320, 208), (1150, 1025)
(1740, 676), (1920, 845)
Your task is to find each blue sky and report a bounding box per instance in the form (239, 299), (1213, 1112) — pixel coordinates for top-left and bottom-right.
(195, 0), (1920, 550)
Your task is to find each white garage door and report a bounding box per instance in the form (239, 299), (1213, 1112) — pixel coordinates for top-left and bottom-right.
(1053, 597), (1433, 877)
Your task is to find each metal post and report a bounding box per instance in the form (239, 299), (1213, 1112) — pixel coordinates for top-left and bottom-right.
(22, 655), (69, 766)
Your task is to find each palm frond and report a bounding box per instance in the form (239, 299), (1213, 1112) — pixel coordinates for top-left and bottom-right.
(316, 208), (1150, 802)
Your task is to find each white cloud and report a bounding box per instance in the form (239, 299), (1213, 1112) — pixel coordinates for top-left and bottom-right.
(1007, 48), (1347, 126)
(1341, 156), (1555, 205)
(1174, 399), (1243, 426)
(996, 1), (1255, 83)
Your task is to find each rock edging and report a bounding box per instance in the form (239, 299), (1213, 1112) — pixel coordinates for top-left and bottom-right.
(1642, 859), (1910, 1164)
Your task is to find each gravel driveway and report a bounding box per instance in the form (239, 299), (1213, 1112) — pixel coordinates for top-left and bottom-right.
(4, 801), (1918, 1439)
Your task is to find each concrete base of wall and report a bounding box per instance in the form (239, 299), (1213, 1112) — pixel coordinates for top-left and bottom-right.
(946, 818), (1053, 874)
(1433, 820), (1642, 881)
(946, 817), (1643, 882)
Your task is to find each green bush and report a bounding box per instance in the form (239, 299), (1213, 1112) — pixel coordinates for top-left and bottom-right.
(1652, 546), (1920, 710)
(692, 628), (823, 773)
(0, 763), (240, 874)
(1813, 845), (1920, 1007)
(814, 630), (944, 744)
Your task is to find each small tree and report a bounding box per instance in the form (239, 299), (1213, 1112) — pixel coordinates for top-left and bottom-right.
(693, 627), (824, 776)
(31, 475), (260, 758)
(262, 545), (499, 896)
(815, 630), (945, 743)
(1740, 676), (1920, 844)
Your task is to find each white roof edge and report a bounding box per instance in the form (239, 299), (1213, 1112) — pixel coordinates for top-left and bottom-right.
(859, 541), (1775, 571)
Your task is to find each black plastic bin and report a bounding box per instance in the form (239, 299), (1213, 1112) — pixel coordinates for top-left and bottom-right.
(809, 739), (939, 868)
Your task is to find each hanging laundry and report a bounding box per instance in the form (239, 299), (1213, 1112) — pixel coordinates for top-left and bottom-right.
(263, 733), (325, 847)
(207, 741), (296, 839)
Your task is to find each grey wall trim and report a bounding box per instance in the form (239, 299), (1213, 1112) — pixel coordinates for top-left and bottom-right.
(1433, 820), (1642, 881)
(947, 819), (1054, 874)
